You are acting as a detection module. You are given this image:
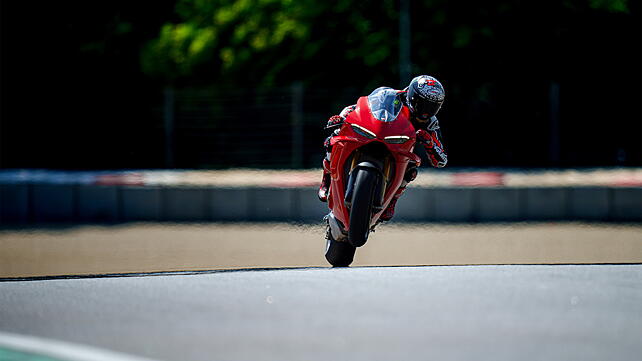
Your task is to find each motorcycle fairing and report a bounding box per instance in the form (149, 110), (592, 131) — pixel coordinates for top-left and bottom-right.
(327, 95), (422, 229)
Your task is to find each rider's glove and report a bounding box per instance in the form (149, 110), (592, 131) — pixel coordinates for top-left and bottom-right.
(325, 105), (357, 129)
(326, 115), (344, 129)
(416, 129), (448, 168)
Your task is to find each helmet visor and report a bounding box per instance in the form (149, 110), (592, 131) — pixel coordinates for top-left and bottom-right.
(414, 100), (442, 122)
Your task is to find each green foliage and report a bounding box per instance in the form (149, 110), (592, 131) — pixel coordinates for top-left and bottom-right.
(588, 0), (629, 13)
(142, 23), (217, 80)
(143, 0), (310, 83)
(142, 0), (633, 87)
(142, 0), (398, 86)
(453, 27), (472, 48)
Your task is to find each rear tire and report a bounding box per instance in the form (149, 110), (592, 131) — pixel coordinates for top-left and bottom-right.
(348, 168), (378, 247)
(325, 237), (356, 267)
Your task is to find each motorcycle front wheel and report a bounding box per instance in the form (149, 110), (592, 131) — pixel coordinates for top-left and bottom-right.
(348, 167), (378, 248)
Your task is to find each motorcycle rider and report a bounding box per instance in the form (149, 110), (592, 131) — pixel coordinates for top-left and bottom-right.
(318, 75), (448, 222)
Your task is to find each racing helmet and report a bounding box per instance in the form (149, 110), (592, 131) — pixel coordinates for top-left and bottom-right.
(406, 75), (445, 122)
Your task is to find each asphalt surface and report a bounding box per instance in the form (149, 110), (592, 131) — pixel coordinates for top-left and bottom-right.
(1, 265), (641, 361)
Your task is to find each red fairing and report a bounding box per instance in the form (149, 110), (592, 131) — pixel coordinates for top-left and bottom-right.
(327, 95), (421, 230)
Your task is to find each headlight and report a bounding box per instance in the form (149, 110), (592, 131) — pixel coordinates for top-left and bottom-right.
(350, 124), (376, 139)
(384, 135), (410, 144)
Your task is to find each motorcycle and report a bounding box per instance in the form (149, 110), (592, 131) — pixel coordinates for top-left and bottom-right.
(324, 87), (422, 267)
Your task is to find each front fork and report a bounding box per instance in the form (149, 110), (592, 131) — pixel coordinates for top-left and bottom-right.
(343, 150), (393, 213)
(327, 152), (392, 243)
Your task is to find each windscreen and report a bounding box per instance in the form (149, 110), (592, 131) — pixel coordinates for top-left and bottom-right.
(367, 87), (403, 122)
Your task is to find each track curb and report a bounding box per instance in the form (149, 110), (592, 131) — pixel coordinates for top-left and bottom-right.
(0, 332), (158, 361)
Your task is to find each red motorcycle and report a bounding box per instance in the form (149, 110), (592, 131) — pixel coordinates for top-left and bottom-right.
(324, 87), (422, 267)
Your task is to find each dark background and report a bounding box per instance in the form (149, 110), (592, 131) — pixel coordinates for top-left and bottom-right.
(0, 0), (640, 169)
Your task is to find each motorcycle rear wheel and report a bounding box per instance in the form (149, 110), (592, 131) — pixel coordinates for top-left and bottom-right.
(348, 167), (378, 247)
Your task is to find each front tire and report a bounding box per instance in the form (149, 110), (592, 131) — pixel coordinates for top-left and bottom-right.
(348, 168), (378, 247)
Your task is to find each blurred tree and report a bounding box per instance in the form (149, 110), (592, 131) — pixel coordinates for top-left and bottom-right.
(142, 0), (632, 89)
(587, 0), (628, 12)
(142, 0), (400, 88)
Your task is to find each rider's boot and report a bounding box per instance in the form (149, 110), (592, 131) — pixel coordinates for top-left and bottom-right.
(318, 158), (331, 202)
(379, 186), (405, 221)
(378, 163), (418, 222)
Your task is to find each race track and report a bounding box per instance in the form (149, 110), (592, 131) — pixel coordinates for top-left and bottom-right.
(1, 265), (641, 361)
(1, 223), (641, 360)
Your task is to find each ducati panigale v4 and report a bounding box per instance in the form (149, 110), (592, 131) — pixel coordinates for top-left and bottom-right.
(324, 87), (421, 267)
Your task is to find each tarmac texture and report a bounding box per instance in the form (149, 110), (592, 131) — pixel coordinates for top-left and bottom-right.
(1, 265), (641, 361)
